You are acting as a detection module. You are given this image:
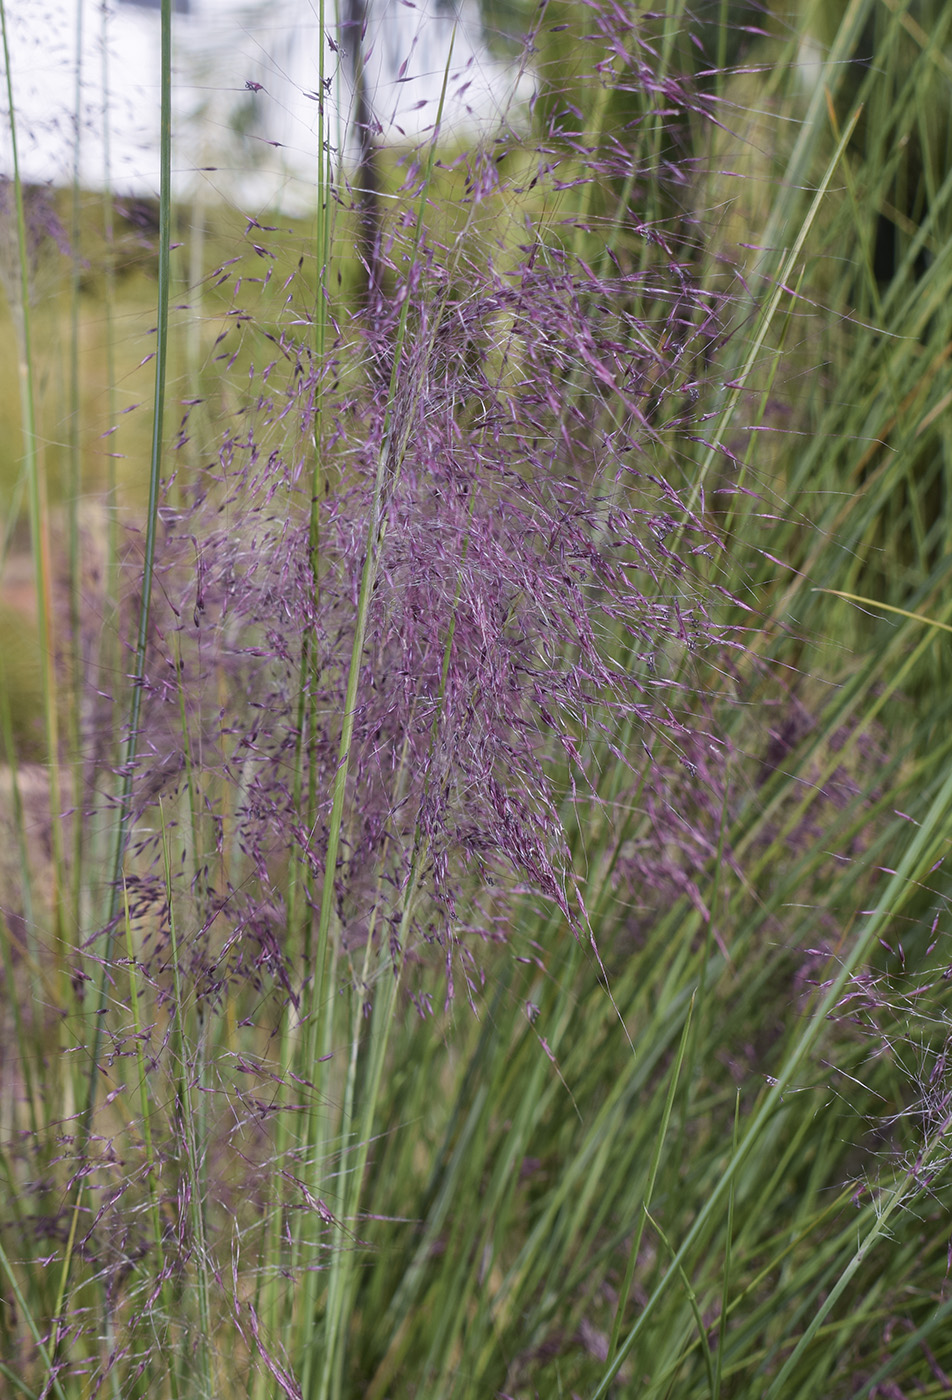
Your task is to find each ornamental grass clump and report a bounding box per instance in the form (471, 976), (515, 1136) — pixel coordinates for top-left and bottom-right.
(124, 215), (732, 993)
(5, 1), (952, 1397)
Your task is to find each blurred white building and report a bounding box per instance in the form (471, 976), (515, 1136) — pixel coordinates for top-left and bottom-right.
(1, 0), (523, 210)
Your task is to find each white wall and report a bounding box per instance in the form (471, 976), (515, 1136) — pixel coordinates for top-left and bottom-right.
(1, 0), (524, 210)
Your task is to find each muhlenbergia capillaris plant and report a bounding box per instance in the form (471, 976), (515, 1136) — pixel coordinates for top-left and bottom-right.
(4, 0), (952, 1396)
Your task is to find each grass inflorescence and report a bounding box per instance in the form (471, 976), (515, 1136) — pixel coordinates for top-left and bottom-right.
(2, 1), (952, 1397)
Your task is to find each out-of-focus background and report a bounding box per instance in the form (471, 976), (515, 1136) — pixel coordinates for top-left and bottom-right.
(2, 0), (515, 207)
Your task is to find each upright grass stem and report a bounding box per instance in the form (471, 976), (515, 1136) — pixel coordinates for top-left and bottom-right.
(307, 36), (456, 1042)
(163, 815), (213, 1395)
(51, 0), (174, 1337)
(295, 47), (457, 1396)
(81, 0), (173, 1124)
(123, 882), (181, 1400)
(66, 0), (85, 939)
(265, 15), (339, 1372)
(0, 0), (66, 950)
